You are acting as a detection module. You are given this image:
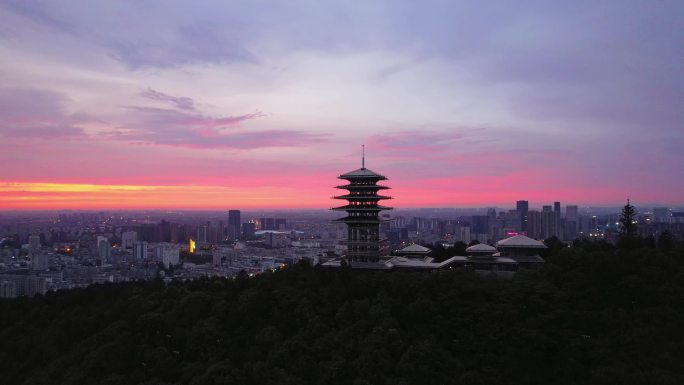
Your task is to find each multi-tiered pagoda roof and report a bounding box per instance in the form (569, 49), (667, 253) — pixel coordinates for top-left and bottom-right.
(333, 161), (392, 263)
(332, 167), (392, 223)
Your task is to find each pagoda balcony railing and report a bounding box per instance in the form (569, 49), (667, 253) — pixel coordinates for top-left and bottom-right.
(331, 205), (392, 211)
(337, 176), (387, 181)
(335, 184), (390, 190)
(332, 195), (393, 200)
(345, 250), (390, 258)
(339, 239), (388, 245)
(335, 217), (393, 224)
(344, 250), (386, 257)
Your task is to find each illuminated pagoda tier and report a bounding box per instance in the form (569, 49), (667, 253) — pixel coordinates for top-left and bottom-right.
(333, 150), (392, 263)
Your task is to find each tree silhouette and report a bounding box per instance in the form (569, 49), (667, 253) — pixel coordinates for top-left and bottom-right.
(619, 199), (637, 247)
(543, 236), (566, 258)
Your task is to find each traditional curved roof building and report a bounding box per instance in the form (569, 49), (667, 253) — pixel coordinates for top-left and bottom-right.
(332, 151), (392, 263)
(395, 244), (432, 259)
(495, 234), (547, 249)
(496, 234), (547, 268)
(465, 243), (497, 256)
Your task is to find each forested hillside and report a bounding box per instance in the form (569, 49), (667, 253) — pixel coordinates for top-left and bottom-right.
(1, 242), (683, 385)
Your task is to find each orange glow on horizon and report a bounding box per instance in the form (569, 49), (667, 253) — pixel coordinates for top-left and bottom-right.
(0, 180), (675, 210)
(0, 182), (328, 210)
(1, 182), (158, 193)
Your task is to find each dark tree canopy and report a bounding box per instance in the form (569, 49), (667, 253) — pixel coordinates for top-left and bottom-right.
(1, 240), (684, 385)
(659, 230), (675, 252)
(429, 241), (467, 262)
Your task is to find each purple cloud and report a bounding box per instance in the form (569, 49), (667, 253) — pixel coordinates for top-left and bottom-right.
(120, 106), (265, 129)
(6, 125), (84, 139)
(139, 88), (196, 111)
(366, 130), (468, 161)
(0, 0), (79, 36)
(369, 130), (464, 151)
(111, 106), (324, 149)
(105, 29), (255, 69)
(0, 88), (85, 139)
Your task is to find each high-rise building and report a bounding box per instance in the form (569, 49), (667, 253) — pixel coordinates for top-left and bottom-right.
(504, 210), (520, 233)
(169, 223), (180, 243)
(565, 205), (579, 240)
(400, 227), (409, 241)
(228, 210), (241, 240)
(196, 224), (208, 243)
(541, 209), (560, 239)
(266, 232), (289, 248)
(31, 252), (48, 271)
(0, 280), (16, 299)
(136, 224), (156, 242)
(163, 248), (180, 268)
(207, 224), (220, 243)
(121, 231), (137, 249)
(155, 243), (179, 268)
(97, 236), (110, 263)
(0, 275), (46, 297)
(380, 214), (392, 236)
(158, 220), (172, 242)
(242, 222), (256, 240)
(213, 251), (223, 267)
(579, 215), (598, 235)
(28, 235), (41, 257)
(133, 241), (148, 260)
(333, 155), (392, 263)
(554, 202), (562, 237)
(488, 217), (504, 242)
(516, 200), (529, 233)
(260, 217), (276, 231)
(471, 215), (489, 238)
(653, 207), (669, 223)
(527, 210), (542, 239)
(456, 225), (472, 243)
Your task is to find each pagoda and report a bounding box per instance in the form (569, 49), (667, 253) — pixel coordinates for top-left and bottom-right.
(333, 147), (392, 263)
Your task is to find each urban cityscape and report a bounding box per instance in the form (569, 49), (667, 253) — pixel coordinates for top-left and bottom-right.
(2, 194), (683, 297)
(1, 1), (683, 384)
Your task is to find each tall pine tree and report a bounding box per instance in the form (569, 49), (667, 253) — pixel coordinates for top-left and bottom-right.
(619, 199), (637, 247)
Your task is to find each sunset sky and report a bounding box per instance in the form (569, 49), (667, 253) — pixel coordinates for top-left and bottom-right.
(1, 1), (682, 210)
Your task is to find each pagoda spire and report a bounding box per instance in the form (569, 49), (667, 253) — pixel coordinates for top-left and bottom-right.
(362, 144), (365, 169)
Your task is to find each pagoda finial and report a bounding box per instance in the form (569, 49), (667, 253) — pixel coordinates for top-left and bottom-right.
(362, 144), (365, 169)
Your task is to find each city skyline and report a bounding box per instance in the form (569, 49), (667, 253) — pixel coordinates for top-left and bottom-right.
(1, 1), (683, 210)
